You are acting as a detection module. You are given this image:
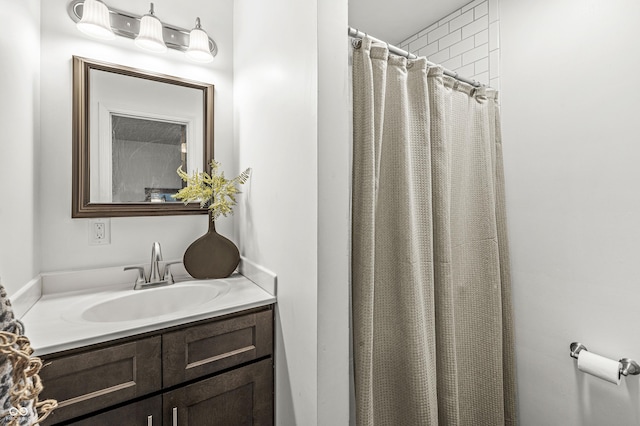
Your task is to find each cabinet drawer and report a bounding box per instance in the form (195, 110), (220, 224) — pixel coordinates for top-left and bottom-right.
(163, 310), (272, 388)
(163, 358), (273, 426)
(40, 336), (162, 425)
(67, 395), (162, 426)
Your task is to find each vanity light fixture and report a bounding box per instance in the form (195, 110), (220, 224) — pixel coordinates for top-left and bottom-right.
(134, 3), (166, 53)
(75, 0), (114, 40)
(186, 18), (214, 63)
(67, 0), (218, 62)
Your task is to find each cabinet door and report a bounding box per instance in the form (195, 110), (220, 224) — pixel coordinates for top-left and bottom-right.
(67, 395), (162, 426)
(40, 336), (162, 425)
(163, 358), (273, 426)
(163, 309), (273, 388)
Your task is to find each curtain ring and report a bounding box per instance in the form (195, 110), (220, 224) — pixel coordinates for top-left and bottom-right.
(405, 46), (413, 66)
(352, 28), (363, 49)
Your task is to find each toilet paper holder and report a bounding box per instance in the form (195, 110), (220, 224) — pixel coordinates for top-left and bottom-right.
(570, 342), (640, 376)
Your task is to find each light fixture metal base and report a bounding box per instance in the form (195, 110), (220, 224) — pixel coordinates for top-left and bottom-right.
(68, 0), (218, 57)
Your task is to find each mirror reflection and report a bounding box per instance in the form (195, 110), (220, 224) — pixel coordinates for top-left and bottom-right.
(110, 116), (186, 203)
(72, 56), (214, 218)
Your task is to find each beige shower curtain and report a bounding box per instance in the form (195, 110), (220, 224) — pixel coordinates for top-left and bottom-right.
(351, 37), (517, 426)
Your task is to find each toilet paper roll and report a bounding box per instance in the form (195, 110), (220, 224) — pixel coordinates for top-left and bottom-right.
(577, 350), (621, 385)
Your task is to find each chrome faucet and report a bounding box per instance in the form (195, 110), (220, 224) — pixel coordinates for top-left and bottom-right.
(149, 241), (163, 283)
(124, 242), (180, 290)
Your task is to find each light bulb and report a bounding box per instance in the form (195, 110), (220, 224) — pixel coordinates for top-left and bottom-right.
(186, 18), (214, 63)
(135, 3), (166, 53)
(77, 0), (115, 40)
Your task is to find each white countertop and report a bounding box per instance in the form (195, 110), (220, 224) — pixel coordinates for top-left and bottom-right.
(21, 272), (276, 356)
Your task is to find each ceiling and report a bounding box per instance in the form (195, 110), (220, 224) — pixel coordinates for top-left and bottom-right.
(112, 116), (185, 146)
(349, 0), (472, 45)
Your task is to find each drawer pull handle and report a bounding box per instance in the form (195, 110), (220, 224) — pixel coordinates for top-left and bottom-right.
(172, 407), (178, 426)
(147, 415), (153, 426)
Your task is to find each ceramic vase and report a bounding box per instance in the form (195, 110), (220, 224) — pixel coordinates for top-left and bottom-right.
(183, 212), (240, 279)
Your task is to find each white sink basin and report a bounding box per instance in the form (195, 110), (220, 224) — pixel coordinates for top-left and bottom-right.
(80, 281), (230, 322)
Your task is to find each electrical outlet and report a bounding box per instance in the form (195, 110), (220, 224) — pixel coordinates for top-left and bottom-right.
(95, 222), (105, 239)
(89, 219), (111, 245)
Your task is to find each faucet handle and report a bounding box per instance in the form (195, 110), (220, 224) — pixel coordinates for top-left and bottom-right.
(124, 266), (146, 285)
(161, 261), (182, 285)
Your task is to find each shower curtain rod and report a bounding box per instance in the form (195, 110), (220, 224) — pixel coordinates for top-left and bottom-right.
(348, 27), (482, 88)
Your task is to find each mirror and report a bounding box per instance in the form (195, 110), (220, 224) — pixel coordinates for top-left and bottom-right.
(72, 56), (213, 217)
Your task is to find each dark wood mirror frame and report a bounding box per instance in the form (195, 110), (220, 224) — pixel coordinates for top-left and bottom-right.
(72, 56), (213, 218)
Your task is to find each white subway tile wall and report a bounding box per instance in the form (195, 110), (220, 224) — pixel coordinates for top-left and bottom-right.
(398, 0), (500, 90)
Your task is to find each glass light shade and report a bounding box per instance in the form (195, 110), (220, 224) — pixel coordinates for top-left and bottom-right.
(186, 25), (213, 63)
(77, 0), (115, 40)
(135, 13), (166, 53)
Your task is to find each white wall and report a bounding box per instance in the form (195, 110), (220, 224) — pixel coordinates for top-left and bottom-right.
(500, 0), (640, 424)
(317, 0), (351, 424)
(0, 0), (41, 296)
(234, 0), (351, 424)
(39, 0), (234, 272)
(233, 1), (320, 423)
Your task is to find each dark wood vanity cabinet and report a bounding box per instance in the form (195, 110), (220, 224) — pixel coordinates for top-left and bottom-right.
(163, 358), (273, 426)
(39, 306), (274, 426)
(65, 396), (162, 426)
